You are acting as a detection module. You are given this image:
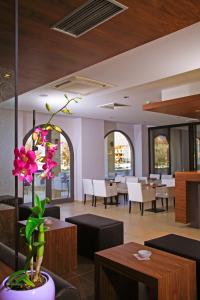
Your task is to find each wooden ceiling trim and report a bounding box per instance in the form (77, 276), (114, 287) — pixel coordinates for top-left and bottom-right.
(143, 94), (200, 119)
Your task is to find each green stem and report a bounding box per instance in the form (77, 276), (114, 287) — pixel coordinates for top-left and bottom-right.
(46, 97), (75, 125)
(33, 223), (45, 282)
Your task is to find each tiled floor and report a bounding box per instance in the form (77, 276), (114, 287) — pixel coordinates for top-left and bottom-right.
(59, 197), (200, 299)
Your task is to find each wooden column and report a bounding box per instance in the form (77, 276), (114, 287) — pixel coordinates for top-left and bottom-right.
(175, 171), (200, 224)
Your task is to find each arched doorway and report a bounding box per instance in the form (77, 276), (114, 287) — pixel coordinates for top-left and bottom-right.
(23, 125), (74, 203)
(104, 130), (134, 178)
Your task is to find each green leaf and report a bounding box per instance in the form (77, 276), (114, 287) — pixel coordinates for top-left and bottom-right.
(45, 103), (51, 112)
(34, 194), (41, 209)
(53, 125), (62, 132)
(33, 241), (45, 247)
(62, 108), (71, 114)
(8, 269), (26, 284)
(25, 217), (44, 244)
(31, 206), (42, 217)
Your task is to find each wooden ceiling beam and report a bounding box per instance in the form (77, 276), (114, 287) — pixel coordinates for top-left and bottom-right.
(143, 94), (200, 119)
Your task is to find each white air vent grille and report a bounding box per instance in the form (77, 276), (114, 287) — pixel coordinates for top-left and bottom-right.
(54, 76), (113, 95)
(52, 0), (127, 37)
(99, 102), (131, 110)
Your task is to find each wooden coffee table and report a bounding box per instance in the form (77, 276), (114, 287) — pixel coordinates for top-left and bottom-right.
(19, 217), (77, 276)
(95, 242), (196, 300)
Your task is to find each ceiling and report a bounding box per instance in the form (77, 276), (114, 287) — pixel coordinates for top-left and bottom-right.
(2, 0), (200, 94)
(1, 0), (200, 126)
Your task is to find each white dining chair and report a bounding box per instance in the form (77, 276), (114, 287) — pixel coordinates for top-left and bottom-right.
(161, 178), (175, 187)
(138, 176), (148, 184)
(126, 176), (139, 183)
(156, 185), (175, 210)
(82, 179), (94, 205)
(149, 174), (160, 180)
(93, 180), (118, 209)
(161, 174), (173, 180)
(127, 183), (156, 216)
(115, 175), (126, 183)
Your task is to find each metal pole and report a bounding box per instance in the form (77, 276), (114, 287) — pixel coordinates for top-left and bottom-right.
(14, 0), (19, 271)
(32, 110), (36, 207)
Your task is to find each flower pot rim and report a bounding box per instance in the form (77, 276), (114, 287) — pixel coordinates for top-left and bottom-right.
(3, 271), (50, 292)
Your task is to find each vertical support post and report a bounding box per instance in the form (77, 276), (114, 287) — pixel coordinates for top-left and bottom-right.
(14, 0), (19, 271)
(32, 110), (36, 207)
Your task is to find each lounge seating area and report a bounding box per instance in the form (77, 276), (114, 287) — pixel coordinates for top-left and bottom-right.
(2, 1), (200, 300)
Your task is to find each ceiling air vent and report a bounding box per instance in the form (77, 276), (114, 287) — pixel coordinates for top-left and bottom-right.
(54, 76), (114, 95)
(52, 0), (128, 38)
(99, 102), (131, 110)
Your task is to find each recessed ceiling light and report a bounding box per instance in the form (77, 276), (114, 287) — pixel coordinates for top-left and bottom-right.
(3, 73), (11, 78)
(145, 101), (151, 104)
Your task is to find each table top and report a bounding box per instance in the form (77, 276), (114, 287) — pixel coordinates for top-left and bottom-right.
(0, 260), (13, 283)
(95, 242), (195, 280)
(0, 204), (15, 211)
(19, 217), (76, 231)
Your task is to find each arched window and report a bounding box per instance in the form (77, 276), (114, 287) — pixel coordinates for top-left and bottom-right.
(154, 135), (169, 173)
(104, 131), (134, 178)
(23, 126), (74, 203)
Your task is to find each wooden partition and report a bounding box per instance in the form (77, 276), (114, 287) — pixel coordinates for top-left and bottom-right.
(175, 171), (200, 224)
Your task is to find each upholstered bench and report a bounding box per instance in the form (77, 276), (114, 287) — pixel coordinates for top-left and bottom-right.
(65, 214), (124, 259)
(145, 234), (200, 300)
(19, 202), (60, 220)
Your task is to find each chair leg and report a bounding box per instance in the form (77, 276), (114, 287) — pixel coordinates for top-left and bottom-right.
(129, 201), (131, 213)
(166, 198), (168, 211)
(92, 195), (94, 206)
(139, 203), (142, 211)
(84, 194), (86, 205)
(141, 203), (144, 216)
(161, 198), (164, 207)
(104, 197), (107, 209)
(115, 195), (119, 206)
(94, 196), (97, 207)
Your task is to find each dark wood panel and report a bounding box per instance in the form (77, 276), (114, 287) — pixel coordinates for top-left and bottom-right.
(0, 204), (15, 249)
(143, 94), (200, 119)
(1, 0), (200, 95)
(175, 171), (200, 223)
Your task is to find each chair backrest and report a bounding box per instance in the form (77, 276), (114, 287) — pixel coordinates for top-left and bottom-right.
(161, 178), (175, 187)
(93, 180), (107, 197)
(127, 183), (143, 202)
(82, 179), (93, 195)
(150, 174), (160, 180)
(115, 175), (126, 183)
(139, 176), (148, 184)
(161, 174), (173, 179)
(126, 176), (139, 183)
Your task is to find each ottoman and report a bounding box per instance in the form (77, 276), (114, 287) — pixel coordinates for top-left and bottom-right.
(145, 234), (200, 299)
(19, 202), (60, 220)
(65, 214), (124, 259)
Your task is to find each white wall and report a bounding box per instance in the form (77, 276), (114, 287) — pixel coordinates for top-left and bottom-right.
(82, 118), (104, 180)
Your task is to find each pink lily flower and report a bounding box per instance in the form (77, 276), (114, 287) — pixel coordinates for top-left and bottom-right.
(12, 146), (38, 183)
(41, 158), (58, 179)
(32, 127), (48, 146)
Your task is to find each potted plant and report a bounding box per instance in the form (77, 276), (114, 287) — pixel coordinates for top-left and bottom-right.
(0, 95), (79, 300)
